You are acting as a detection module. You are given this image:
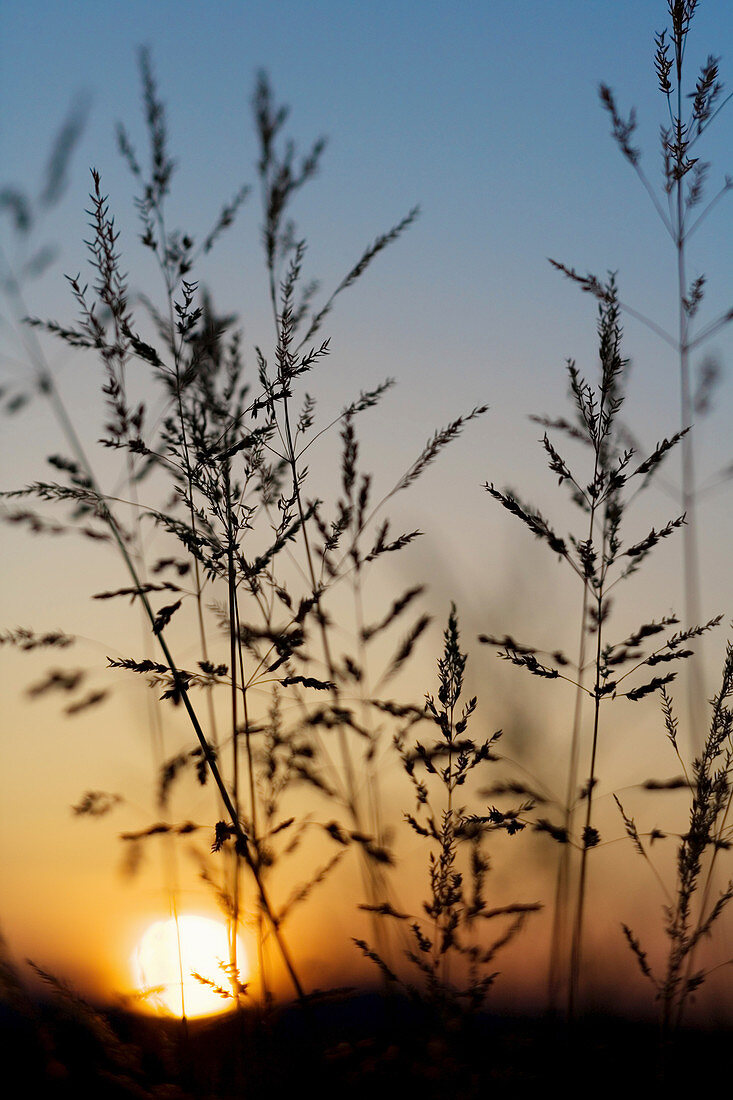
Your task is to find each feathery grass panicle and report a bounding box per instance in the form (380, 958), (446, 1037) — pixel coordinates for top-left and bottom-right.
(592, 1), (733, 748)
(4, 57), (492, 1014)
(616, 639), (733, 1039)
(482, 274), (712, 1018)
(358, 606), (538, 1020)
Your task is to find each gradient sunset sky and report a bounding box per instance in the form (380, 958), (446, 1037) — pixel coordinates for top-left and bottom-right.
(2, 0), (732, 1014)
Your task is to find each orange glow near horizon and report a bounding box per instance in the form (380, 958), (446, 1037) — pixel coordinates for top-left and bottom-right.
(131, 915), (249, 1019)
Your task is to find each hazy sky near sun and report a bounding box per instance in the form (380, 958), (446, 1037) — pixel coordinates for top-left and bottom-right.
(2, 0), (733, 1011)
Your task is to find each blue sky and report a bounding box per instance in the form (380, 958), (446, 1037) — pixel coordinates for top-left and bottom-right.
(3, 1), (730, 408)
(3, 0), (731, 629)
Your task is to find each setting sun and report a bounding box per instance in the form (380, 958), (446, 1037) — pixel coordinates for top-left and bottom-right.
(132, 915), (249, 1019)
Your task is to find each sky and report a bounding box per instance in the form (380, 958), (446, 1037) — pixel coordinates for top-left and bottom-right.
(2, 0), (733, 1018)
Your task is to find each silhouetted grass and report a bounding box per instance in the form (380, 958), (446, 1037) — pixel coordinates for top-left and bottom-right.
(1, 2), (732, 1091)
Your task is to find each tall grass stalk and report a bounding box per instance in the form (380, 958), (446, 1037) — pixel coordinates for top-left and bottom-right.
(2, 91), (304, 997)
(557, 0), (732, 746)
(542, 0), (732, 1020)
(616, 644), (733, 1050)
(482, 276), (718, 1016)
(3, 55), (489, 1010)
(0, 88), (220, 1025)
(356, 604), (539, 1021)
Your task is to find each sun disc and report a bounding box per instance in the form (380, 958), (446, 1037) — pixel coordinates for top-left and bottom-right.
(132, 914), (248, 1018)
